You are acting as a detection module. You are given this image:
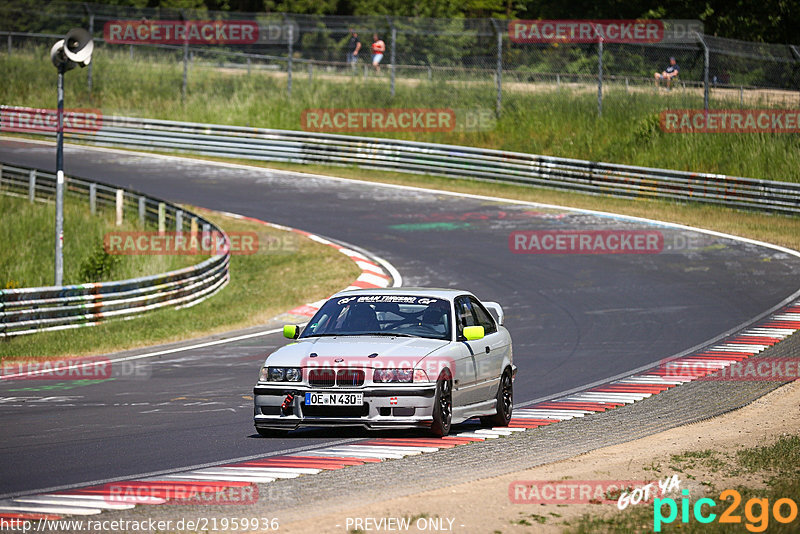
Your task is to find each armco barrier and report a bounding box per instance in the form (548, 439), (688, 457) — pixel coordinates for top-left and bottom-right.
(2, 108), (797, 215)
(0, 162), (230, 337)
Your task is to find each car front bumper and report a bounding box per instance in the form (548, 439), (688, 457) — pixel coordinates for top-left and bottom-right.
(253, 383), (437, 430)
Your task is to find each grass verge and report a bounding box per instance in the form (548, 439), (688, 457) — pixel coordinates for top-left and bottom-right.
(2, 47), (799, 182)
(0, 193), (199, 288)
(0, 208), (361, 360)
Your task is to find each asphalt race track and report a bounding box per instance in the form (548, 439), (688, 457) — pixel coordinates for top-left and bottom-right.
(2, 138), (799, 497)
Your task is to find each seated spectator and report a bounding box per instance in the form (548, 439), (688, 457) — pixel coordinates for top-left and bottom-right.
(654, 57), (679, 88)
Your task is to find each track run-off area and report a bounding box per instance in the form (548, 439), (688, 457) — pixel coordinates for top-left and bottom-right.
(1, 138), (799, 508)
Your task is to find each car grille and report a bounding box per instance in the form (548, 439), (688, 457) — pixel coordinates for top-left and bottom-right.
(308, 368), (336, 387)
(307, 368), (364, 387)
(337, 368), (365, 387)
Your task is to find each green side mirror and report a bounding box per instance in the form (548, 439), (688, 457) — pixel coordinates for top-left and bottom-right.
(463, 325), (485, 341)
(283, 324), (299, 339)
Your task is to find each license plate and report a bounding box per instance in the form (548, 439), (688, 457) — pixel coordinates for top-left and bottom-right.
(304, 392), (363, 406)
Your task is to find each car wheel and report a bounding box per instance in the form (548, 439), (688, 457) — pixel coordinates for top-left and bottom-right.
(481, 368), (513, 427)
(256, 427), (288, 438)
(430, 373), (452, 437)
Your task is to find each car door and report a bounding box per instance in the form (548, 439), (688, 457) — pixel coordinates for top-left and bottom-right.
(453, 296), (484, 405)
(468, 296), (508, 402)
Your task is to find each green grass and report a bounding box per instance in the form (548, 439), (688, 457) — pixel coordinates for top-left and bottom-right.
(0, 208), (361, 359)
(2, 46), (799, 182)
(0, 193), (197, 288)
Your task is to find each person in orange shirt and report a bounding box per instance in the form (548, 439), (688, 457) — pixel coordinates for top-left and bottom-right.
(371, 33), (386, 73)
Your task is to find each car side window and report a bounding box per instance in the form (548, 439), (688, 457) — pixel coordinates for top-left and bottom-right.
(455, 296), (477, 340)
(469, 297), (497, 334)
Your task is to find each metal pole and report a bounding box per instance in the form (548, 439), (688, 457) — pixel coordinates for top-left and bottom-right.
(696, 32), (710, 112)
(597, 37), (603, 117)
(390, 25), (396, 97)
(7, 34), (11, 55)
(54, 65), (65, 286)
(181, 11), (188, 101)
(287, 25), (293, 97)
(182, 43), (188, 101)
(85, 5), (94, 94)
(495, 23), (502, 117)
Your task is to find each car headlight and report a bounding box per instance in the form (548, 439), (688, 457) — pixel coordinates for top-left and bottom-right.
(373, 368), (414, 383)
(260, 366), (302, 382)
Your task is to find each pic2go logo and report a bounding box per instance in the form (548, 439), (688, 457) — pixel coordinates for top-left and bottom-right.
(654, 489), (798, 532)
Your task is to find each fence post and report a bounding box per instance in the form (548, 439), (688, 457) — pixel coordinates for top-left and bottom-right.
(427, 64), (432, 81)
(247, 56), (251, 75)
(89, 183), (96, 214)
(308, 62), (312, 81)
(28, 169), (35, 203)
(181, 10), (189, 101)
(84, 5), (94, 94)
(597, 37), (603, 117)
(696, 32), (710, 111)
(176, 209), (183, 234)
(115, 189), (124, 226)
(138, 195), (146, 225)
(6, 33), (10, 55)
(158, 202), (166, 233)
(491, 19), (502, 117)
(390, 21), (396, 97)
(129, 44), (133, 60)
(286, 23), (293, 97)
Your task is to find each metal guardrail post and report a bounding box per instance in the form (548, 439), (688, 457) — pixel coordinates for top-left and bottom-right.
(28, 169), (35, 203)
(138, 195), (145, 225)
(89, 182), (96, 214)
(696, 32), (710, 111)
(115, 189), (124, 226)
(176, 209), (183, 233)
(158, 202), (166, 233)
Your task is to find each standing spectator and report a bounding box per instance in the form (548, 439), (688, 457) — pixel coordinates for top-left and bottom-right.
(654, 57), (679, 89)
(371, 33), (385, 73)
(347, 29), (361, 69)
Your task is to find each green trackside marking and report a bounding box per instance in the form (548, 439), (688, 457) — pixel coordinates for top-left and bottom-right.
(388, 222), (471, 232)
(9, 378), (116, 392)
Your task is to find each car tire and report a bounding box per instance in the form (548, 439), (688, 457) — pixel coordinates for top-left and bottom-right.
(429, 373), (453, 437)
(481, 368), (513, 427)
(256, 427), (288, 438)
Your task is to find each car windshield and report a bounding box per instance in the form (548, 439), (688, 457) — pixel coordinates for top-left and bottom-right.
(300, 295), (452, 341)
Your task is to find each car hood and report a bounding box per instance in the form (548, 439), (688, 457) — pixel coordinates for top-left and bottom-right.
(263, 336), (449, 368)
